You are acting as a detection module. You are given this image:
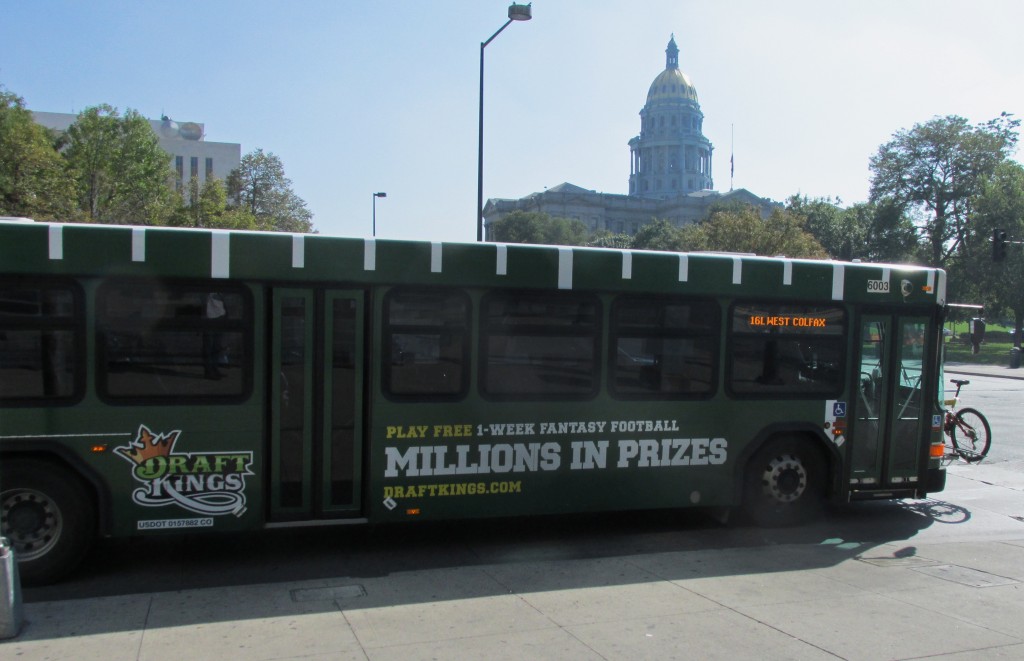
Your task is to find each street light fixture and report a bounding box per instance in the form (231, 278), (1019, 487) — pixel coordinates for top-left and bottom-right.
(477, 3), (532, 242)
(373, 192), (387, 237)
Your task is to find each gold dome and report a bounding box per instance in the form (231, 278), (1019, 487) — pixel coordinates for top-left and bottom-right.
(646, 68), (698, 104)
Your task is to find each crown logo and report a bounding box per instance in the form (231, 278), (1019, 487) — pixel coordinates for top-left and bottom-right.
(115, 425), (180, 465)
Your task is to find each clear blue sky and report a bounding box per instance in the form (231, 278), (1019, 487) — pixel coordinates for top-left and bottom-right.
(3, 0), (1022, 241)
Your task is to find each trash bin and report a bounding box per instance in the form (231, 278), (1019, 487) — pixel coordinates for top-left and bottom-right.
(970, 318), (986, 355)
(0, 538), (23, 639)
(1010, 347), (1021, 369)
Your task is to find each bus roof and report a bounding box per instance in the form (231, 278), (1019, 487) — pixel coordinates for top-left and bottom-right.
(0, 220), (946, 306)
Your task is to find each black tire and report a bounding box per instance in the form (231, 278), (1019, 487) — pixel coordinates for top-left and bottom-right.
(952, 408), (991, 462)
(0, 458), (96, 585)
(742, 437), (826, 527)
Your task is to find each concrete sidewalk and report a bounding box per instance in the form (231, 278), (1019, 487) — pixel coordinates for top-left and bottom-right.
(4, 464), (1024, 661)
(945, 361), (1024, 380)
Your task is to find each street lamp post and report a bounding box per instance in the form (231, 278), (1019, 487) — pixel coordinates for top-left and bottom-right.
(477, 3), (532, 242)
(372, 192), (386, 237)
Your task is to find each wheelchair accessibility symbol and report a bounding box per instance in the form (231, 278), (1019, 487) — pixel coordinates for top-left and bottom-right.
(832, 402), (847, 418)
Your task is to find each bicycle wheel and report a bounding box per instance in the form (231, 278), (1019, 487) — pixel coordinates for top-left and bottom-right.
(940, 435), (957, 466)
(951, 407), (991, 462)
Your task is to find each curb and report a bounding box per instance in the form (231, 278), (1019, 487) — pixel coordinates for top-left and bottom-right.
(944, 365), (1024, 381)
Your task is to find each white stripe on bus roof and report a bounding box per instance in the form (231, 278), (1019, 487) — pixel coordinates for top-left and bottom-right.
(364, 239), (376, 271)
(558, 248), (573, 289)
(132, 228), (145, 262)
(14, 222), (948, 304)
(211, 232), (230, 278)
(832, 263), (845, 300)
(431, 242), (442, 273)
(292, 235), (305, 268)
(48, 225), (63, 260)
(496, 244), (508, 275)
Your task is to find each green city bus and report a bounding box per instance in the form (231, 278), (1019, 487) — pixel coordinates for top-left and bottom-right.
(0, 219), (948, 583)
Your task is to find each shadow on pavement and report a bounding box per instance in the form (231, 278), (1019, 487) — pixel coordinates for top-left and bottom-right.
(23, 496), (961, 607)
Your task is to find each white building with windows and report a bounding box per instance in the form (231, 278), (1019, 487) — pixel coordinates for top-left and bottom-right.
(32, 111), (241, 191)
(483, 35), (776, 240)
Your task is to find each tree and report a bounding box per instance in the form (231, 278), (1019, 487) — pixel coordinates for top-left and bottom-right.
(681, 205), (828, 258)
(853, 199), (920, 264)
(631, 218), (686, 251)
(869, 113), (1020, 267)
(788, 195), (918, 263)
(970, 161), (1024, 346)
(227, 149), (314, 233)
(170, 175), (258, 230)
(487, 210), (588, 245)
(787, 196), (858, 259)
(62, 104), (175, 224)
(0, 87), (78, 220)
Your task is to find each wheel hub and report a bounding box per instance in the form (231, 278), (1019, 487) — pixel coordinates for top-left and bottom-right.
(1, 488), (63, 561)
(762, 453), (807, 503)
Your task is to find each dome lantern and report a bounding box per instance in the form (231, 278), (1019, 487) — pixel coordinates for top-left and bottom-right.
(666, 34), (679, 69)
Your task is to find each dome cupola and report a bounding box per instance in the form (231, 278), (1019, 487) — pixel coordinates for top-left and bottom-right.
(646, 35), (699, 105)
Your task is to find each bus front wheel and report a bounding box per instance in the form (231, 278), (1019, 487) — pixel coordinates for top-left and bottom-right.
(0, 458), (96, 585)
(742, 437), (825, 527)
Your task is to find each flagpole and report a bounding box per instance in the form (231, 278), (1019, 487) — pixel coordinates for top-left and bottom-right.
(730, 124), (734, 191)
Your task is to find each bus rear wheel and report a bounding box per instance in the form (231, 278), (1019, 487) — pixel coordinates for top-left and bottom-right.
(0, 458), (96, 585)
(743, 437), (825, 527)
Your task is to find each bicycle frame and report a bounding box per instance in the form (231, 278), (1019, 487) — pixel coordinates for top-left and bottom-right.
(941, 379), (990, 463)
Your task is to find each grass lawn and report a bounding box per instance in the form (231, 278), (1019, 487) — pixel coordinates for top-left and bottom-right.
(941, 318), (1020, 365)
(943, 338), (1017, 366)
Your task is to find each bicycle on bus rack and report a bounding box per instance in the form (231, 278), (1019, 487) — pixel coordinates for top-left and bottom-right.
(942, 379), (992, 463)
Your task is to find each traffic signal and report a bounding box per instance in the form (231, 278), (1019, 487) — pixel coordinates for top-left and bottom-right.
(993, 229), (1007, 262)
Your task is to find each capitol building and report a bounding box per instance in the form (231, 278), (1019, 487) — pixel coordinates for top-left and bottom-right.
(483, 36), (775, 240)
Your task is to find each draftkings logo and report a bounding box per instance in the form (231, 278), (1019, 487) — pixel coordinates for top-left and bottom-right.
(114, 425), (254, 517)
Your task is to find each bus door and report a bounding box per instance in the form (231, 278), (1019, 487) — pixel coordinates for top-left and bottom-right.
(269, 289), (365, 521)
(849, 313), (930, 491)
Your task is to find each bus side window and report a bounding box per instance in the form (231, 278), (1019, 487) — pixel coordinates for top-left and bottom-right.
(96, 280), (251, 402)
(480, 291), (600, 400)
(383, 288), (469, 399)
(609, 296), (719, 399)
(0, 279), (82, 404)
(728, 303), (846, 398)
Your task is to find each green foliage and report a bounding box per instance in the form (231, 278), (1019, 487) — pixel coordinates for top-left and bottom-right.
(169, 176), (258, 230)
(860, 198), (920, 263)
(0, 82), (313, 232)
(869, 113), (1020, 267)
(632, 218), (686, 251)
(487, 211), (588, 245)
(787, 195), (918, 263)
(682, 205), (828, 258)
(63, 104), (175, 224)
(227, 149), (314, 233)
(0, 87), (78, 220)
(786, 195), (851, 258)
(943, 338), (1015, 366)
(492, 207), (827, 259)
(968, 161), (1024, 345)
